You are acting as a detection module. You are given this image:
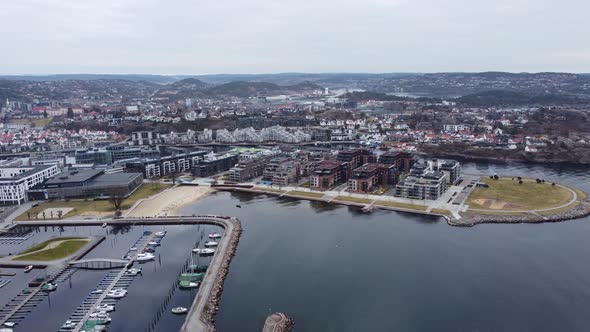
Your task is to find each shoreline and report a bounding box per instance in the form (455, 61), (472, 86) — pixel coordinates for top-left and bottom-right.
(214, 185), (590, 228)
(126, 185), (213, 217)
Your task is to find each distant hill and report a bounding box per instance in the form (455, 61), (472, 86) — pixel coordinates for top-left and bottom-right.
(456, 90), (589, 107)
(204, 81), (322, 97)
(168, 78), (208, 89)
(0, 74), (175, 84)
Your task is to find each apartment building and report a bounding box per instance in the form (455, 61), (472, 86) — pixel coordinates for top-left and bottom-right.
(309, 160), (349, 191)
(0, 165), (59, 205)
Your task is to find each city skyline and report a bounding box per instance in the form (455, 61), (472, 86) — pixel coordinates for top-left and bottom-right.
(2, 0), (589, 74)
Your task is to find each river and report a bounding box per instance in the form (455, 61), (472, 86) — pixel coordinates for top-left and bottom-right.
(180, 161), (590, 332)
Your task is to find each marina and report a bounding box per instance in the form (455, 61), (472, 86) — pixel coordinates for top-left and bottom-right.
(0, 218), (233, 332)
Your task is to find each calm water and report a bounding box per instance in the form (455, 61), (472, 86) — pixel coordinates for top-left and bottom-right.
(0, 224), (222, 332)
(180, 161), (590, 332)
(1, 161), (589, 331)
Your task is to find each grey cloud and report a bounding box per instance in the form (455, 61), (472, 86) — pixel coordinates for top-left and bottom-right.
(0, 0), (589, 74)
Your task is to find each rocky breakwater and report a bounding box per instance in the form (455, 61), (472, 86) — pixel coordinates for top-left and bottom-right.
(452, 197), (590, 227)
(201, 217), (242, 331)
(262, 313), (294, 332)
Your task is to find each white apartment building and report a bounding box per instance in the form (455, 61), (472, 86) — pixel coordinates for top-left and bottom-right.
(0, 165), (60, 205)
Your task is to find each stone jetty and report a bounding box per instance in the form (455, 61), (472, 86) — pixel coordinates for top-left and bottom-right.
(199, 217), (242, 331)
(262, 312), (294, 332)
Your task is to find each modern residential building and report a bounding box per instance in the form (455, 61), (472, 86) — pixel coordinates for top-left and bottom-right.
(337, 149), (375, 170)
(0, 165), (60, 205)
(131, 131), (162, 146)
(192, 153), (239, 178)
(378, 151), (415, 173)
(438, 160), (462, 185)
(263, 158), (301, 186)
(125, 150), (208, 178)
(39, 169), (143, 200)
(393, 159), (461, 200)
(347, 163), (396, 193)
(309, 160), (349, 191)
(228, 154), (274, 182)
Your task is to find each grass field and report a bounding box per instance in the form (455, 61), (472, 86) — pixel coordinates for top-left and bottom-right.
(467, 178), (573, 211)
(16, 183), (172, 220)
(375, 200), (428, 211)
(18, 237), (86, 255)
(286, 191), (325, 199)
(335, 196), (373, 204)
(13, 238), (89, 261)
(257, 188), (286, 194)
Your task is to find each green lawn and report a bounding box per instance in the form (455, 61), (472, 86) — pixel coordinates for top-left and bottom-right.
(467, 177), (573, 211)
(17, 183), (172, 220)
(256, 188), (286, 194)
(335, 196), (373, 204)
(18, 237), (86, 255)
(13, 238), (89, 261)
(375, 201), (428, 211)
(286, 191), (325, 199)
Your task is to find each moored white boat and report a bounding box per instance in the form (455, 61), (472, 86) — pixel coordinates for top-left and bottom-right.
(155, 231), (166, 237)
(126, 267), (142, 276)
(23, 265), (33, 273)
(91, 289), (104, 294)
(204, 241), (218, 247)
(61, 320), (76, 329)
(106, 289), (127, 298)
(136, 253), (155, 262)
(41, 283), (57, 292)
(192, 248), (215, 255)
(171, 307), (188, 314)
(208, 233), (222, 239)
(96, 304), (115, 312)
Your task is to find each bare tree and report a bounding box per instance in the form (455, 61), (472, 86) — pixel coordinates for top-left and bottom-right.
(57, 210), (63, 220)
(42, 211), (46, 220)
(108, 188), (127, 213)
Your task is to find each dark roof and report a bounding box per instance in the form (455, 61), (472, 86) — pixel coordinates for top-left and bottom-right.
(92, 173), (142, 185)
(44, 169), (103, 185)
(0, 165), (56, 181)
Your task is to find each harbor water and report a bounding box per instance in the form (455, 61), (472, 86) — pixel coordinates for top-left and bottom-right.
(182, 161), (590, 332)
(1, 161), (589, 331)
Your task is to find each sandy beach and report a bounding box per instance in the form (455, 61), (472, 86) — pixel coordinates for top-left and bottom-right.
(126, 186), (213, 217)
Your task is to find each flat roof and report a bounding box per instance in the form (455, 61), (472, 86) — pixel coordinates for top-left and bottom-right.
(44, 169), (103, 185)
(0, 165), (56, 181)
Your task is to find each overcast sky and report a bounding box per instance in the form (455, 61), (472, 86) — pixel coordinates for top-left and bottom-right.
(1, 0), (589, 74)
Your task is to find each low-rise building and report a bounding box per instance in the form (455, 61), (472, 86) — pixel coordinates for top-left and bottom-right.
(39, 169), (143, 200)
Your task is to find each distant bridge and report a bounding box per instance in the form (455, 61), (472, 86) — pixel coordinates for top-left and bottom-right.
(69, 258), (130, 269)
